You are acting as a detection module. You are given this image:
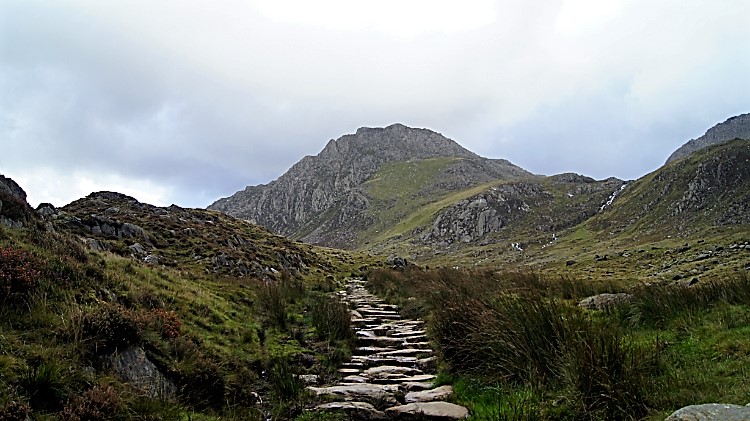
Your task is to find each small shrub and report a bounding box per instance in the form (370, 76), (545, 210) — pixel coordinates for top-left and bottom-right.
(0, 401), (31, 421)
(0, 246), (40, 303)
(60, 384), (121, 421)
(140, 309), (182, 339)
(81, 304), (141, 354)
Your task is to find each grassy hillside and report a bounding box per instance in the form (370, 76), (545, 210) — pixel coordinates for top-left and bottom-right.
(358, 141), (750, 285)
(0, 195), (378, 420)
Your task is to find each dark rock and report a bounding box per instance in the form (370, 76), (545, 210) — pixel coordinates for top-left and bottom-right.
(128, 243), (147, 256)
(566, 260), (576, 266)
(104, 347), (175, 398)
(83, 238), (107, 252)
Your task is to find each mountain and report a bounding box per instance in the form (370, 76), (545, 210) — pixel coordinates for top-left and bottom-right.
(666, 113), (750, 163)
(209, 116), (750, 283)
(209, 123), (530, 248)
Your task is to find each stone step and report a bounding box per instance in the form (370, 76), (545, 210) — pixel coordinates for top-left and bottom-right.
(311, 402), (386, 420)
(351, 355), (419, 368)
(356, 336), (406, 347)
(375, 348), (434, 358)
(388, 329), (426, 338)
(355, 346), (398, 355)
(384, 401), (469, 420)
(405, 385), (454, 403)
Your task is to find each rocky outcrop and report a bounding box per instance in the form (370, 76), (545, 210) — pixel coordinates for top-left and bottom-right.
(307, 278), (469, 420)
(0, 174), (33, 228)
(666, 114), (750, 163)
(418, 177), (625, 247)
(55, 191), (329, 279)
(209, 124), (529, 248)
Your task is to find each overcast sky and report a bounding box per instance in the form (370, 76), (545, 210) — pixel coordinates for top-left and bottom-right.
(1, 0), (748, 208)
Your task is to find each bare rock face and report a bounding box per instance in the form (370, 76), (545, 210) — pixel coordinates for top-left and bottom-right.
(666, 114), (750, 163)
(209, 124), (529, 248)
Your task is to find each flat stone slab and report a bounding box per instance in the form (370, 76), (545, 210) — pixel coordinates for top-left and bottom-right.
(313, 401), (387, 420)
(385, 401), (470, 420)
(364, 365), (422, 378)
(401, 381), (435, 391)
(389, 330), (426, 338)
(356, 346), (397, 355)
(405, 385), (454, 403)
(398, 374), (438, 383)
(307, 384), (398, 406)
(665, 403), (750, 420)
(341, 375), (369, 383)
(352, 356), (419, 368)
(377, 348), (433, 357)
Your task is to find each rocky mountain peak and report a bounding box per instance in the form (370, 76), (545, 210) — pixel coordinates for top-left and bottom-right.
(209, 124), (529, 248)
(318, 123), (477, 163)
(666, 113), (750, 163)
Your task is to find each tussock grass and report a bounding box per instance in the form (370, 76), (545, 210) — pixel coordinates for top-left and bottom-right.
(366, 267), (750, 419)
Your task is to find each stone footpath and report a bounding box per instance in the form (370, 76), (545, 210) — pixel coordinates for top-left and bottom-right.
(307, 278), (469, 420)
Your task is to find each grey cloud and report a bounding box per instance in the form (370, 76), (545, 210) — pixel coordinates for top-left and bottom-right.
(1, 0), (749, 208)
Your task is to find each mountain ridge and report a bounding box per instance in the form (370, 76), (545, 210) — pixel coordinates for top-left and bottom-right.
(666, 113), (750, 163)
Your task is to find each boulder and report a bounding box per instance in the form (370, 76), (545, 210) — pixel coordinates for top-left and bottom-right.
(578, 293), (632, 310)
(665, 403), (750, 420)
(104, 347), (175, 398)
(385, 402), (470, 420)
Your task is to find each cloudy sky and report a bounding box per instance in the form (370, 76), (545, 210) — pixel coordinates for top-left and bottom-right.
(1, 0), (748, 208)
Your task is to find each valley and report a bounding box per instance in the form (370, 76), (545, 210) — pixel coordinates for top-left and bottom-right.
(1, 113), (749, 420)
